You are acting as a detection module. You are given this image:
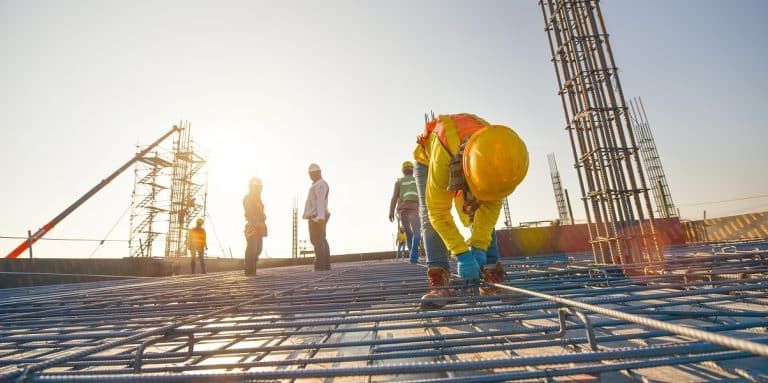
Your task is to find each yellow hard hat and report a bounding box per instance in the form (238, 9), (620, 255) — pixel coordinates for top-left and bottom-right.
(463, 125), (529, 201)
(402, 161), (414, 170)
(196, 218), (204, 226)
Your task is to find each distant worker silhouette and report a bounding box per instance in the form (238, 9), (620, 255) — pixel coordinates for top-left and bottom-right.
(303, 164), (331, 271)
(188, 218), (207, 274)
(243, 177), (267, 276)
(389, 161), (421, 264)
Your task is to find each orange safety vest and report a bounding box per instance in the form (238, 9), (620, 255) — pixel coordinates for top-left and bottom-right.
(417, 113), (488, 157)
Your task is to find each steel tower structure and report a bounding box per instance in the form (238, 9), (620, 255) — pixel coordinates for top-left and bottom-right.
(548, 153), (571, 224)
(129, 149), (172, 257)
(164, 122), (207, 259)
(629, 97), (677, 219)
(540, 0), (661, 265)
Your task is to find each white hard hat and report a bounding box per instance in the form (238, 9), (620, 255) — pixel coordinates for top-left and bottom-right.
(308, 163), (321, 172)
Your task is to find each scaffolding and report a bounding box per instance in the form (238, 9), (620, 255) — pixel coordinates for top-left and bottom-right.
(540, 0), (660, 266)
(630, 97), (677, 219)
(548, 153), (571, 224)
(128, 149), (172, 258)
(2, 242), (767, 381)
(164, 121), (207, 259)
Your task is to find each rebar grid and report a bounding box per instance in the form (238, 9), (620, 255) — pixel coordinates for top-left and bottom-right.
(540, 0), (661, 266)
(1, 244), (767, 382)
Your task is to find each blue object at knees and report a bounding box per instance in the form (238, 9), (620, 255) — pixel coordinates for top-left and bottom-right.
(470, 247), (487, 268)
(456, 251), (481, 281)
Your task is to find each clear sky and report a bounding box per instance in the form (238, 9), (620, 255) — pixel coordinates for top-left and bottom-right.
(2, 0), (767, 259)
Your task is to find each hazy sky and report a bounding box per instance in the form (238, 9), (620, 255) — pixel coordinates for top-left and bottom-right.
(2, 0), (767, 259)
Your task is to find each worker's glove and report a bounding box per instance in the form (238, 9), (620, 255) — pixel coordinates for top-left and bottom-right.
(456, 251), (481, 282)
(470, 247), (487, 268)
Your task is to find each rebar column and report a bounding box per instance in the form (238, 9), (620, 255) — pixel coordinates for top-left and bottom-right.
(629, 97), (677, 219)
(540, 0), (661, 266)
(548, 153), (571, 224)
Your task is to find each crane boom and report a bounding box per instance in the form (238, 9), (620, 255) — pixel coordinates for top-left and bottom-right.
(5, 125), (180, 259)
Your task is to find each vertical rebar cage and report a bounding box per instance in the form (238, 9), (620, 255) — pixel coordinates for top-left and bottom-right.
(548, 153), (571, 224)
(540, 0), (661, 266)
(629, 97), (677, 219)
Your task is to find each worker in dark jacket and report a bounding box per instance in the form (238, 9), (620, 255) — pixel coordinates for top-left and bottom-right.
(243, 177), (267, 276)
(188, 218), (207, 274)
(389, 161), (421, 263)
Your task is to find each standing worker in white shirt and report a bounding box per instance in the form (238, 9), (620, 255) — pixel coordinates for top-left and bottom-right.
(303, 163), (331, 271)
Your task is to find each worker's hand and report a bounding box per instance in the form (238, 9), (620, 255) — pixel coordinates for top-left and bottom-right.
(470, 247), (487, 268)
(312, 217), (326, 224)
(456, 251), (481, 282)
(388, 214), (394, 223)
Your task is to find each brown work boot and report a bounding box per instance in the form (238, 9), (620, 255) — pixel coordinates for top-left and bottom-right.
(420, 267), (455, 310)
(480, 262), (506, 296)
(481, 263), (527, 303)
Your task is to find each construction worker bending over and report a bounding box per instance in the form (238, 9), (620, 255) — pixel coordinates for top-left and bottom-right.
(243, 177), (267, 276)
(414, 113), (528, 309)
(389, 161), (421, 264)
(188, 218), (208, 274)
(303, 163), (331, 271)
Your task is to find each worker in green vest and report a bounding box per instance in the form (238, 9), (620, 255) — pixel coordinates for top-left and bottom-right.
(389, 161), (421, 263)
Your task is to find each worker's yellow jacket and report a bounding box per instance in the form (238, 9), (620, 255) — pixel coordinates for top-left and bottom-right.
(397, 231), (406, 245)
(188, 227), (206, 250)
(413, 114), (502, 255)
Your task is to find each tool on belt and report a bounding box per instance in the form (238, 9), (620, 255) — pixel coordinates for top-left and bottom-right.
(447, 140), (480, 217)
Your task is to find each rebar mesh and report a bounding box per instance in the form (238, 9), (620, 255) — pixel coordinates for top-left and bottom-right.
(2, 242), (768, 382)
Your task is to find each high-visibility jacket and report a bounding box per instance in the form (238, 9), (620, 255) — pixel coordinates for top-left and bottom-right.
(413, 113), (502, 255)
(188, 227), (206, 250)
(398, 176), (418, 202)
(397, 230), (406, 245)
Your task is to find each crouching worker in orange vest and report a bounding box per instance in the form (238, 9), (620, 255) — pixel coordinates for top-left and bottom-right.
(188, 218), (208, 274)
(414, 113), (528, 309)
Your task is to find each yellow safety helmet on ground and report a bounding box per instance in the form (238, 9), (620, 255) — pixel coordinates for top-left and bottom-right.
(402, 161), (414, 170)
(196, 218), (204, 226)
(463, 125), (529, 201)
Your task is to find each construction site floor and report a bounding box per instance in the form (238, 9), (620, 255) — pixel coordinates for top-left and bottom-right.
(1, 244), (768, 382)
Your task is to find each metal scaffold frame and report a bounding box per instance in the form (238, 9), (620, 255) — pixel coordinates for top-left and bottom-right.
(165, 121), (207, 259)
(129, 147), (173, 258)
(1, 242), (767, 381)
(548, 153), (571, 224)
(630, 96), (678, 219)
(540, 0), (660, 266)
